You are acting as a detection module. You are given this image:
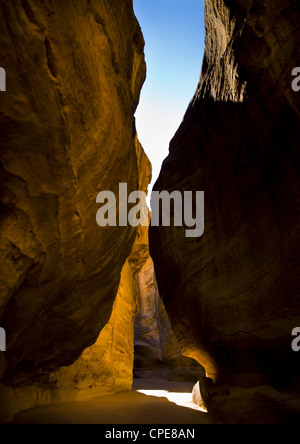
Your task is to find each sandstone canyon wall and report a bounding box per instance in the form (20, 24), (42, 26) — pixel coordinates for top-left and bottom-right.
(150, 0), (300, 424)
(0, 0), (151, 421)
(134, 257), (205, 382)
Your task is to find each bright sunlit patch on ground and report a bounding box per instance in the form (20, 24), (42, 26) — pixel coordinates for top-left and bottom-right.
(136, 389), (208, 413)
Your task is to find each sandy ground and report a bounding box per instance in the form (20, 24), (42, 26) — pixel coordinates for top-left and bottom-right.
(12, 380), (210, 424)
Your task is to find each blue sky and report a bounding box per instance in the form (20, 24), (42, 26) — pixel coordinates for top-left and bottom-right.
(133, 0), (205, 193)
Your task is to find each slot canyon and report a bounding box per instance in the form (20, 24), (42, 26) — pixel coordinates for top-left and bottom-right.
(0, 0), (300, 425)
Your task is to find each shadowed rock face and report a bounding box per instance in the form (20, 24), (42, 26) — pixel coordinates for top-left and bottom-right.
(149, 0), (300, 423)
(0, 0), (148, 386)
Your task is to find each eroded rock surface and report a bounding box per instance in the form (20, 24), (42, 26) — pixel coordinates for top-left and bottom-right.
(150, 0), (300, 423)
(0, 0), (148, 399)
(134, 257), (204, 381)
(48, 245), (149, 400)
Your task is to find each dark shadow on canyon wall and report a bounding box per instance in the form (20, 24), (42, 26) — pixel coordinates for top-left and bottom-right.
(151, 98), (300, 385)
(149, 0), (300, 424)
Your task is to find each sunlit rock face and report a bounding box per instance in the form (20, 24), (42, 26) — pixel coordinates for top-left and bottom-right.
(0, 0), (148, 393)
(46, 137), (152, 401)
(134, 257), (204, 381)
(149, 0), (300, 423)
(48, 260), (139, 398)
(49, 239), (150, 400)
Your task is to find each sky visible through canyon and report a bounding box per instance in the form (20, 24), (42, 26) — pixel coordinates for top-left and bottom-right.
(133, 0), (205, 196)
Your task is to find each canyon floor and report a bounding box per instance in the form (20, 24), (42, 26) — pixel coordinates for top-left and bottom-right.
(12, 380), (210, 425)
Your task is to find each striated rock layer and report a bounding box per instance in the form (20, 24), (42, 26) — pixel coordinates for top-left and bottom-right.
(0, 0), (150, 419)
(150, 0), (300, 423)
